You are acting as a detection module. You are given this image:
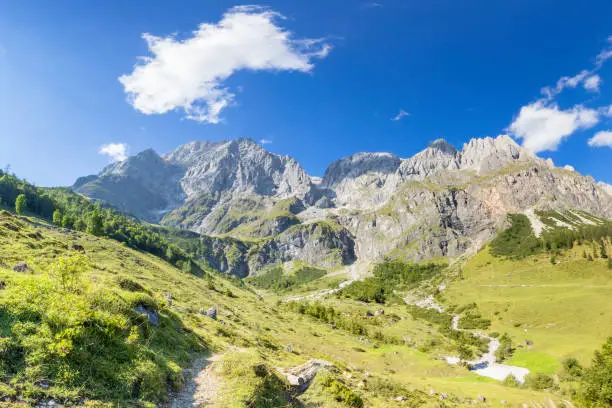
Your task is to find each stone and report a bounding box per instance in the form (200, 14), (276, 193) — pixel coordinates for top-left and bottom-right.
(12, 262), (31, 273)
(375, 309), (385, 316)
(477, 395), (486, 402)
(440, 393), (448, 400)
(135, 305), (159, 327)
(286, 374), (304, 386)
(395, 396), (408, 401)
(285, 344), (293, 353)
(365, 311), (374, 317)
(205, 307), (217, 320)
(71, 244), (85, 252)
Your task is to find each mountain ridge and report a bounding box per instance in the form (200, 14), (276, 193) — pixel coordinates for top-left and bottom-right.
(73, 135), (612, 276)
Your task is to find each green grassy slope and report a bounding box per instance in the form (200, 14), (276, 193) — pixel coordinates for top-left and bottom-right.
(0, 209), (565, 407)
(443, 245), (612, 365)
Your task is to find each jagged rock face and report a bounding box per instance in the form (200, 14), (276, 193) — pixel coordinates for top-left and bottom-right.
(460, 135), (536, 174)
(398, 139), (460, 179)
(165, 139), (312, 200)
(249, 222), (356, 272)
(599, 181), (612, 197)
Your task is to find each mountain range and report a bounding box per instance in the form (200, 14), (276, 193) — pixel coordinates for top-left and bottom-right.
(73, 135), (612, 276)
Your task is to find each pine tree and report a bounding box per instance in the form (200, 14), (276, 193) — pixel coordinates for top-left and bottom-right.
(15, 194), (26, 215)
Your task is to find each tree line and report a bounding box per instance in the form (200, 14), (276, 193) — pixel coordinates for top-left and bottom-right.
(0, 170), (199, 272)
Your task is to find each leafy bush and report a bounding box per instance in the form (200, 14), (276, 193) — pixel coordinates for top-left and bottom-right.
(562, 357), (583, 379)
(320, 374), (364, 408)
(495, 333), (514, 362)
(579, 337), (612, 406)
(503, 374), (520, 387)
(525, 373), (554, 390)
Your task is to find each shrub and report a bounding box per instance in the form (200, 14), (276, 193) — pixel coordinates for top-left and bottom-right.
(320, 374), (364, 408)
(579, 337), (612, 406)
(562, 357), (583, 379)
(503, 374), (520, 387)
(525, 373), (554, 390)
(15, 194), (27, 215)
(48, 254), (89, 292)
(495, 333), (514, 362)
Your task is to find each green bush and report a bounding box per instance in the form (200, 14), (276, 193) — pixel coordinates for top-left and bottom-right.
(525, 373), (554, 390)
(562, 357), (583, 379)
(503, 374), (520, 387)
(495, 333), (514, 362)
(320, 374), (364, 408)
(579, 337), (612, 406)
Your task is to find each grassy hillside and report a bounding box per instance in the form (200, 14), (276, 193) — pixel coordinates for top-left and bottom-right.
(0, 209), (569, 407)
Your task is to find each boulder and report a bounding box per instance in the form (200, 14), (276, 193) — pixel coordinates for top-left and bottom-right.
(12, 262), (31, 273)
(205, 307), (217, 320)
(135, 305), (159, 327)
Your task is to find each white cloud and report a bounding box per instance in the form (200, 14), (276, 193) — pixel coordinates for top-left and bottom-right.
(541, 70), (589, 99)
(99, 143), (128, 162)
(119, 6), (331, 124)
(584, 75), (602, 92)
(391, 109), (410, 121)
(596, 36), (612, 67)
(259, 138), (272, 145)
(563, 164), (575, 172)
(508, 102), (599, 152)
(588, 130), (612, 148)
(600, 104), (612, 117)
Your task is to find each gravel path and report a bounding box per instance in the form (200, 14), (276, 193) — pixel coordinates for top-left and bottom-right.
(170, 354), (223, 408)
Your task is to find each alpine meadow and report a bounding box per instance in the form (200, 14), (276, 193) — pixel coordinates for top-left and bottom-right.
(1, 1), (612, 407)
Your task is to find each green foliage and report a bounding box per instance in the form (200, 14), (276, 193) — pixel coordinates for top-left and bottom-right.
(406, 305), (488, 354)
(0, 260), (205, 405)
(495, 333), (514, 363)
(48, 254), (88, 292)
(340, 261), (444, 304)
(579, 337), (612, 406)
(320, 374), (364, 408)
(247, 265), (327, 292)
(15, 193), (27, 215)
(525, 373), (554, 390)
(285, 301), (368, 336)
(491, 213), (612, 260)
(490, 214), (541, 259)
(503, 374), (520, 387)
(608, 257), (612, 270)
(562, 357), (583, 379)
(87, 209), (104, 236)
(52, 209), (62, 226)
(457, 305), (491, 330)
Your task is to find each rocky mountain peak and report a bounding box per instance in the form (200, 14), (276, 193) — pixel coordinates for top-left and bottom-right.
(428, 138), (458, 155)
(321, 152), (401, 188)
(460, 135), (534, 174)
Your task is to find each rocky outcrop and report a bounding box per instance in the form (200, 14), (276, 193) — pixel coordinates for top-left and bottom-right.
(249, 221), (356, 272)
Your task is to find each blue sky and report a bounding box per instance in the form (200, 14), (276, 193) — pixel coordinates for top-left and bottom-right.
(1, 0), (611, 186)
